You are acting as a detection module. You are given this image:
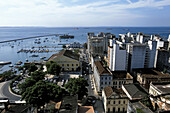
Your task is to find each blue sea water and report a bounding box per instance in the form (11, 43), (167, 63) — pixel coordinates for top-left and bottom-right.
(0, 27), (170, 73)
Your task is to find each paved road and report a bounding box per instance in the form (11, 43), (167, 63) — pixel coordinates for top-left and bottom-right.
(0, 81), (21, 101)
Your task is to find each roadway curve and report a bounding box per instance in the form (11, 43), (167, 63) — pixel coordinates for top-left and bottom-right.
(0, 81), (21, 101)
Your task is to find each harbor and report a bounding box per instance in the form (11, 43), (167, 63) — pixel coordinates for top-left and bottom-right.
(0, 33), (76, 73)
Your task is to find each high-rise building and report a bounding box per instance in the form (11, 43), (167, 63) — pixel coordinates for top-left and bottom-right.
(107, 40), (127, 71)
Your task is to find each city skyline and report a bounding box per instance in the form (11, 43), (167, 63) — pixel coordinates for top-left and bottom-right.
(0, 0), (170, 27)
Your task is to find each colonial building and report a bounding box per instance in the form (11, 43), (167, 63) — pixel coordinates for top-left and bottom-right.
(149, 82), (170, 111)
(93, 61), (112, 92)
(102, 86), (128, 113)
(112, 71), (133, 89)
(136, 69), (170, 89)
(122, 83), (148, 101)
(48, 50), (80, 71)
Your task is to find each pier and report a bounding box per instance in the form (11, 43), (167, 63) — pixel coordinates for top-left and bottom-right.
(0, 34), (63, 43)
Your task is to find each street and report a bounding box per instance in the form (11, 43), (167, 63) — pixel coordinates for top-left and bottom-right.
(80, 49), (104, 113)
(0, 81), (21, 101)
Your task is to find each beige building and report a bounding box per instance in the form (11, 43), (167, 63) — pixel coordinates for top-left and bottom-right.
(102, 86), (128, 113)
(48, 50), (80, 71)
(112, 71), (133, 89)
(136, 69), (170, 89)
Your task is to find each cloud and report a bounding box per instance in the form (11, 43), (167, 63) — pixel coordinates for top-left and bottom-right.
(0, 0), (170, 26)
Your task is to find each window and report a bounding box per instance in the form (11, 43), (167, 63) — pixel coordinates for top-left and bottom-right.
(72, 64), (74, 66)
(62, 64), (64, 66)
(123, 108), (125, 112)
(119, 101), (120, 104)
(67, 64), (69, 66)
(109, 82), (110, 85)
(105, 77), (107, 80)
(113, 107), (115, 112)
(101, 77), (103, 80)
(105, 82), (107, 84)
(123, 100), (125, 104)
(101, 82), (103, 85)
(108, 101), (110, 104)
(118, 108), (120, 112)
(113, 101), (115, 104)
(108, 108), (110, 113)
(76, 64), (78, 66)
(72, 68), (74, 71)
(109, 77), (111, 80)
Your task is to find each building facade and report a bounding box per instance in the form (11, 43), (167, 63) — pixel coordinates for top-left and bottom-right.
(149, 82), (170, 111)
(93, 61), (112, 92)
(107, 40), (127, 71)
(48, 50), (80, 71)
(102, 86), (128, 113)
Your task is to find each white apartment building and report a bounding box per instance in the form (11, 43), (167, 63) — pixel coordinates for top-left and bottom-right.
(87, 32), (114, 58)
(107, 40), (127, 71)
(127, 43), (147, 72)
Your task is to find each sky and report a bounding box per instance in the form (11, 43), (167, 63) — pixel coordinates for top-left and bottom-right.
(0, 0), (170, 27)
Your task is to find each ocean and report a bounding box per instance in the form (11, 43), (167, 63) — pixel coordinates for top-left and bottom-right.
(0, 27), (170, 73)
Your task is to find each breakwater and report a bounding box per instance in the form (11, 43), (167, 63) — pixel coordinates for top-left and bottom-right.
(0, 34), (63, 43)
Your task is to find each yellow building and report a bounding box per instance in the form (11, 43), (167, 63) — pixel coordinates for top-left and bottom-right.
(48, 50), (80, 71)
(102, 86), (128, 113)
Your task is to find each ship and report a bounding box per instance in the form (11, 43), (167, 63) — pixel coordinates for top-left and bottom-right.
(59, 35), (74, 39)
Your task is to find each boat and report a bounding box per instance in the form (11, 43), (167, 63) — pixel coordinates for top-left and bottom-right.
(0, 61), (11, 65)
(59, 35), (74, 39)
(40, 57), (46, 59)
(30, 55), (39, 57)
(9, 64), (13, 67)
(15, 61), (22, 65)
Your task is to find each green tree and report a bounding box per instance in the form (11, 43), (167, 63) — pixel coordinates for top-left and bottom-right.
(19, 78), (36, 94)
(22, 80), (63, 109)
(46, 61), (61, 76)
(31, 70), (45, 81)
(83, 43), (87, 49)
(28, 64), (38, 73)
(64, 77), (88, 99)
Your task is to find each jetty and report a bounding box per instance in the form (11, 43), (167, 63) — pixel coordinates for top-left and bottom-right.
(0, 34), (63, 43)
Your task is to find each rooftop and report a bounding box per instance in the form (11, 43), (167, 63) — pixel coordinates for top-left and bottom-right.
(123, 83), (148, 100)
(48, 50), (80, 61)
(137, 69), (170, 78)
(78, 106), (95, 113)
(152, 82), (170, 94)
(112, 71), (133, 79)
(94, 61), (111, 75)
(3, 105), (32, 113)
(103, 86), (126, 98)
(59, 95), (78, 113)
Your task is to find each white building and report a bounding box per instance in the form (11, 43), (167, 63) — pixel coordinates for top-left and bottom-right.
(93, 61), (112, 92)
(127, 43), (147, 72)
(107, 40), (127, 71)
(145, 40), (157, 68)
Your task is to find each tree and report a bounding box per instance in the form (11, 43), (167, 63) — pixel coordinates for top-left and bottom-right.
(21, 80), (63, 108)
(28, 64), (38, 73)
(64, 77), (88, 99)
(19, 78), (36, 94)
(19, 70), (45, 94)
(83, 43), (87, 49)
(46, 61), (61, 76)
(31, 70), (45, 81)
(62, 45), (66, 48)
